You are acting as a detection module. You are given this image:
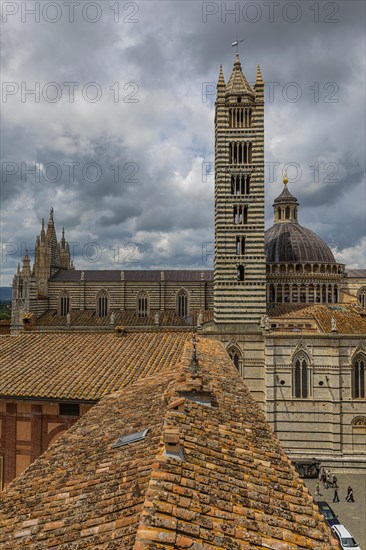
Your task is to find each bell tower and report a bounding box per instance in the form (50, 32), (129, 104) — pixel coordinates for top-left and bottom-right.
(214, 51), (266, 324)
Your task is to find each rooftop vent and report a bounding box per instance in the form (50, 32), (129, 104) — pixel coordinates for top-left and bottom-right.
(112, 428), (148, 449)
(163, 428), (184, 460)
(167, 397), (186, 413)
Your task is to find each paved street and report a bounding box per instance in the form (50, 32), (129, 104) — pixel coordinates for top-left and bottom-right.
(304, 473), (366, 549)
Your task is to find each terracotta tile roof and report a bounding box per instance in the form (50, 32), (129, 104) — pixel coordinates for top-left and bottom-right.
(267, 304), (312, 317)
(36, 309), (214, 327)
(51, 269), (214, 282)
(0, 331), (188, 401)
(0, 338), (338, 549)
(269, 304), (366, 334)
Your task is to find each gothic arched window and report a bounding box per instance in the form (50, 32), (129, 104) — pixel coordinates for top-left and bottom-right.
(353, 355), (365, 399)
(60, 292), (70, 317)
(243, 205), (248, 224)
(357, 287), (366, 309)
(137, 291), (149, 317)
(293, 352), (310, 398)
(177, 290), (189, 317)
(97, 291), (109, 318)
(228, 347), (241, 370)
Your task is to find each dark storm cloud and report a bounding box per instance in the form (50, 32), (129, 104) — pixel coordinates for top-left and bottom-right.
(1, 0), (365, 284)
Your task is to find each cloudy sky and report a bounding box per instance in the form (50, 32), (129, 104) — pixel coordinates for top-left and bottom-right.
(1, 0), (365, 285)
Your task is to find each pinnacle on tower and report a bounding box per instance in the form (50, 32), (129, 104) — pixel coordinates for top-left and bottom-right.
(40, 218), (46, 243)
(22, 249), (31, 276)
(61, 227), (66, 249)
(256, 64), (263, 83)
(48, 207), (54, 227)
(218, 64), (225, 86)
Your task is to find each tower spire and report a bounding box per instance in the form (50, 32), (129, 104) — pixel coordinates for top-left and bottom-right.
(225, 48), (254, 97)
(61, 227), (66, 248)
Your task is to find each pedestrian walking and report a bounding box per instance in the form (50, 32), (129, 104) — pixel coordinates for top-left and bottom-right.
(332, 474), (337, 488)
(326, 471), (331, 488)
(315, 482), (320, 496)
(346, 486), (354, 502)
(333, 488), (340, 502)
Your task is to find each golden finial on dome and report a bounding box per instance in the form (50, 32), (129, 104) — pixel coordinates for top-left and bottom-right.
(283, 173), (289, 185)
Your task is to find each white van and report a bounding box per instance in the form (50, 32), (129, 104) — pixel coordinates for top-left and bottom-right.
(331, 525), (361, 549)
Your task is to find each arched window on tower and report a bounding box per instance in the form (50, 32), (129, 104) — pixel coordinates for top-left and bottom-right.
(236, 236), (245, 255)
(177, 289), (189, 318)
(277, 207), (282, 220)
(357, 287), (366, 310)
(285, 206), (291, 219)
(60, 292), (70, 317)
(97, 290), (109, 317)
(293, 352), (310, 398)
(243, 205), (248, 224)
(352, 355), (365, 399)
(245, 175), (250, 194)
(237, 265), (245, 281)
(228, 346), (241, 371)
(137, 291), (149, 317)
(233, 206), (238, 224)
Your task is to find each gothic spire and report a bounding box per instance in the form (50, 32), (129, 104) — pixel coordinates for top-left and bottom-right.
(61, 227), (66, 249)
(40, 218), (46, 243)
(256, 64), (263, 85)
(218, 64), (225, 87)
(225, 51), (254, 97)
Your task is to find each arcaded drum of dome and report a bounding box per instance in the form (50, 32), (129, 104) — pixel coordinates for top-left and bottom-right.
(265, 223), (336, 264)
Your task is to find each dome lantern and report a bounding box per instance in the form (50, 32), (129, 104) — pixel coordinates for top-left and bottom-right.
(273, 177), (299, 223)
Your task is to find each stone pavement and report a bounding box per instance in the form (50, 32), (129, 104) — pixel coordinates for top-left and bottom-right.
(305, 473), (366, 549)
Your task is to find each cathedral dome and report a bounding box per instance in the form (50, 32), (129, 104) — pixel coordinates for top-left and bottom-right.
(265, 223), (336, 264)
(265, 178), (336, 264)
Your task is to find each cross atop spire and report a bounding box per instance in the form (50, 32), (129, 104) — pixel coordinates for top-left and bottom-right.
(232, 33), (244, 55)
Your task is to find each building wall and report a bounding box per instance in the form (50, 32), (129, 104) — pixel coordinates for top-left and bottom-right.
(201, 327), (266, 406)
(340, 276), (366, 306)
(47, 280), (214, 313)
(265, 334), (366, 468)
(0, 400), (94, 488)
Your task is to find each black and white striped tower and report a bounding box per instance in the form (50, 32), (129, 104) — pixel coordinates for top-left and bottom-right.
(214, 52), (266, 324)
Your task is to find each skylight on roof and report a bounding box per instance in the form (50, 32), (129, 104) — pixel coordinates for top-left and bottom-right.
(112, 428), (148, 449)
(180, 391), (212, 407)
